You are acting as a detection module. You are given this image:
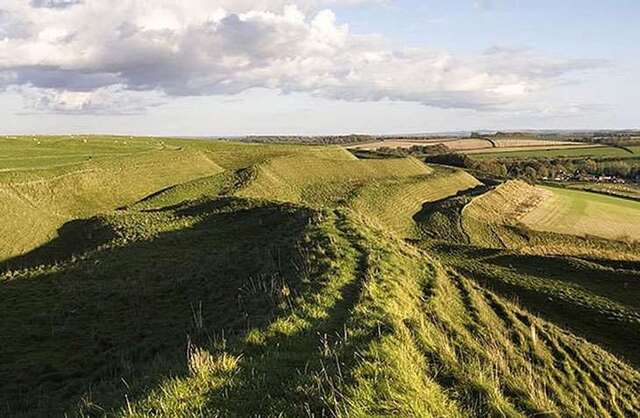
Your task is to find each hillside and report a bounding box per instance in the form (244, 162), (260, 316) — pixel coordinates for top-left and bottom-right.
(1, 136), (639, 417)
(459, 180), (640, 260)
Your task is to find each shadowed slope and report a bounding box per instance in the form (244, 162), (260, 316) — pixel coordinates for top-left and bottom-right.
(0, 197), (319, 416)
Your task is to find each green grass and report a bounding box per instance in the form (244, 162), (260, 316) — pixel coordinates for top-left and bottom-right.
(347, 166), (480, 237)
(458, 181), (640, 258)
(521, 186), (640, 241)
(0, 135), (162, 172)
(238, 155), (431, 205)
(5, 198), (638, 417)
(0, 149), (222, 261)
(425, 243), (640, 368)
(2, 136), (640, 417)
(471, 145), (639, 160)
(565, 182), (640, 201)
(0, 137), (356, 262)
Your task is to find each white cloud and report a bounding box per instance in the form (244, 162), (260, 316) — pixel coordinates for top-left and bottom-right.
(13, 85), (164, 115)
(0, 0), (602, 114)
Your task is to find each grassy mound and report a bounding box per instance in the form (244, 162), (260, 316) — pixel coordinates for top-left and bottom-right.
(238, 155), (431, 205)
(195, 141), (357, 170)
(348, 166), (480, 237)
(415, 179), (640, 368)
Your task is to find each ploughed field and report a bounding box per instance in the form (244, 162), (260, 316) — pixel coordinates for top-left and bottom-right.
(1, 135), (639, 417)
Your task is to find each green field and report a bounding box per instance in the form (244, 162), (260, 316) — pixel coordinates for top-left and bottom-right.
(566, 182), (640, 200)
(521, 186), (640, 241)
(1, 136), (640, 417)
(471, 145), (640, 160)
(0, 135), (163, 171)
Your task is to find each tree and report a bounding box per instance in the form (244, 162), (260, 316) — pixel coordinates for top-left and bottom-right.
(583, 159), (598, 174)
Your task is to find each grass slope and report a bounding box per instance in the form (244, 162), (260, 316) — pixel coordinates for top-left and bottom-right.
(3, 198), (638, 417)
(348, 166), (480, 237)
(2, 137), (639, 417)
(238, 155), (431, 205)
(460, 181), (640, 259)
(0, 150), (222, 262)
(417, 179), (640, 367)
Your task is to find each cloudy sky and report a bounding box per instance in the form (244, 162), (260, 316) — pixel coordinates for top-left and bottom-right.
(0, 0), (638, 135)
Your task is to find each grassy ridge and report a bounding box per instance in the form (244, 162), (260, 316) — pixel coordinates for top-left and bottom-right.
(426, 243), (640, 368)
(2, 137), (640, 417)
(238, 155), (431, 205)
(5, 197), (637, 417)
(0, 138), (355, 261)
(416, 178), (640, 367)
(348, 167), (480, 237)
(124, 209), (640, 418)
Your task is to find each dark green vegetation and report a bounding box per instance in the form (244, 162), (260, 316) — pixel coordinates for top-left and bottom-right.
(1, 135), (639, 417)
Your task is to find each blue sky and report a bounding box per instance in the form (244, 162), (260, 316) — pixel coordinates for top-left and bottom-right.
(0, 0), (638, 135)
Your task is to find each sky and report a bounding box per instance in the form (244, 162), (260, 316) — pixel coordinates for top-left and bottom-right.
(0, 0), (638, 135)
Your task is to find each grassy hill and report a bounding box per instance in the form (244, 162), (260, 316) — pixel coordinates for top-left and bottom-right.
(0, 149), (222, 262)
(1, 136), (639, 417)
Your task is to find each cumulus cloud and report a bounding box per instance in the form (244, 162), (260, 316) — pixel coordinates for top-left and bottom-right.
(0, 0), (601, 114)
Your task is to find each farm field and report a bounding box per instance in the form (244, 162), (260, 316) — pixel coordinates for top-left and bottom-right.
(566, 182), (640, 200)
(347, 138), (495, 151)
(1, 136), (639, 417)
(464, 143), (601, 154)
(520, 186), (640, 241)
(347, 136), (591, 154)
(472, 145), (639, 159)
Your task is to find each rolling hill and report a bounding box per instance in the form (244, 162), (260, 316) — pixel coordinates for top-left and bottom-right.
(1, 136), (639, 417)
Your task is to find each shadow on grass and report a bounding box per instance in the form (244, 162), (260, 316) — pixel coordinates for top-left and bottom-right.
(423, 241), (640, 369)
(484, 253), (640, 309)
(0, 217), (116, 273)
(454, 262), (640, 370)
(0, 197), (317, 416)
